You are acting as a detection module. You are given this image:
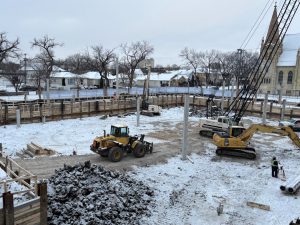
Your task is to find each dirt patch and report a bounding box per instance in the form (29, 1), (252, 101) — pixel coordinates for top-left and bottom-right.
(15, 121), (203, 178)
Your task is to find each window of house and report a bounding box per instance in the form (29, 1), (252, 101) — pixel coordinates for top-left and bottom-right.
(68, 78), (75, 85)
(287, 71), (293, 84)
(278, 71), (283, 85)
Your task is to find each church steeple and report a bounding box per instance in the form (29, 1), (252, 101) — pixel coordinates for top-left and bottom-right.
(265, 5), (280, 46)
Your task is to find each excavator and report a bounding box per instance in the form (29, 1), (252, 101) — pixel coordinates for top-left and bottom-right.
(213, 124), (300, 159)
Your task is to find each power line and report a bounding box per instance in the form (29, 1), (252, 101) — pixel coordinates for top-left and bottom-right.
(240, 0), (274, 49)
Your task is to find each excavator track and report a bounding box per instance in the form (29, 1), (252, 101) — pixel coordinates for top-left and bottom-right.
(216, 147), (256, 160)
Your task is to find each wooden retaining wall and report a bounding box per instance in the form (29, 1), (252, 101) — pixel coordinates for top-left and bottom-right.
(0, 94), (185, 125)
(0, 94), (300, 125)
(0, 183), (47, 225)
(0, 154), (47, 225)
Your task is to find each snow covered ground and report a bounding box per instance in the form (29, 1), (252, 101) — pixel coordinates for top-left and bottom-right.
(1, 107), (300, 224)
(0, 107), (198, 156)
(132, 148), (300, 225)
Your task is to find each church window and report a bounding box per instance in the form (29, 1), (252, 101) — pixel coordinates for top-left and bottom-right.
(287, 71), (293, 84)
(278, 71), (283, 85)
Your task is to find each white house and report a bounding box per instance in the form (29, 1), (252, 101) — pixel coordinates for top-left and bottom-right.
(134, 70), (193, 87)
(50, 67), (79, 90)
(0, 76), (13, 91)
(82, 72), (116, 88)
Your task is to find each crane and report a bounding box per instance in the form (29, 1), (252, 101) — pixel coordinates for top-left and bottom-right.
(224, 0), (300, 123)
(199, 1), (300, 138)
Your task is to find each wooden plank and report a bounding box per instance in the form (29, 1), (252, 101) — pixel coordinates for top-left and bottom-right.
(15, 211), (40, 224)
(0, 209), (3, 225)
(15, 204), (40, 218)
(246, 201), (270, 211)
(14, 199), (40, 214)
(14, 208), (40, 222)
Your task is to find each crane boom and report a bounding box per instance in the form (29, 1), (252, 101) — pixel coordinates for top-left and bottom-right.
(225, 0), (300, 123)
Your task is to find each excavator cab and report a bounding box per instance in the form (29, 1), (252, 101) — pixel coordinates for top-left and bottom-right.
(230, 126), (246, 137)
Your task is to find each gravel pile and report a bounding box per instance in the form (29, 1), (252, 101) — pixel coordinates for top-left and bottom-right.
(48, 161), (154, 225)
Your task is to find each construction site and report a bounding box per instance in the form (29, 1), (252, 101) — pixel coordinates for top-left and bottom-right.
(1, 0), (300, 225)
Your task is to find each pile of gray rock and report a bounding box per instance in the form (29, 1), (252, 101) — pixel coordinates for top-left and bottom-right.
(48, 161), (154, 225)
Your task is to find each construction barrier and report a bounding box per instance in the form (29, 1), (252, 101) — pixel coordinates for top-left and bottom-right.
(0, 94), (299, 125)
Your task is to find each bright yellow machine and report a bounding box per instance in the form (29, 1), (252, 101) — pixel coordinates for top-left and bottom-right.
(213, 124), (300, 159)
(90, 125), (153, 162)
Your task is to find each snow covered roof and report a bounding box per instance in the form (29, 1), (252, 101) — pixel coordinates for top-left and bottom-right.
(52, 67), (114, 80)
(51, 67), (76, 78)
(277, 33), (300, 67)
(134, 70), (195, 81)
(135, 69), (144, 76)
(82, 71), (115, 80)
(135, 72), (175, 81)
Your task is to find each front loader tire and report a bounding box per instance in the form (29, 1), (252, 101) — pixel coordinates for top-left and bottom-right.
(108, 147), (123, 162)
(133, 142), (146, 158)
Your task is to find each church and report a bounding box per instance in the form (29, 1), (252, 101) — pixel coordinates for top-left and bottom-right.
(259, 5), (300, 96)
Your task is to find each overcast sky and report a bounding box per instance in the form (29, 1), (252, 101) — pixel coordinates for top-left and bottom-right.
(1, 0), (300, 66)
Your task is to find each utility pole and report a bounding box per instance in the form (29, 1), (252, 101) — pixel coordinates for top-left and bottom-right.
(24, 54), (27, 85)
(46, 79), (50, 104)
(181, 95), (189, 160)
(137, 96), (140, 127)
(146, 65), (151, 100)
(262, 93), (268, 124)
(237, 49), (245, 96)
(221, 79), (225, 111)
(115, 57), (119, 98)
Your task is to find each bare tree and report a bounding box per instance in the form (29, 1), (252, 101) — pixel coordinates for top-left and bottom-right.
(0, 32), (19, 65)
(87, 46), (115, 96)
(179, 47), (203, 89)
(1, 62), (23, 92)
(64, 53), (90, 97)
(216, 50), (259, 91)
(120, 41), (154, 89)
(31, 35), (63, 82)
(29, 56), (49, 99)
(64, 53), (89, 74)
(216, 52), (235, 89)
(199, 50), (218, 87)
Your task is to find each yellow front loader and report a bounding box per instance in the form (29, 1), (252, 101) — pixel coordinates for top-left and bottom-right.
(90, 124), (153, 162)
(213, 124), (300, 159)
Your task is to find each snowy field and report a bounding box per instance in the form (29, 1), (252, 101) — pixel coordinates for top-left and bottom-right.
(132, 151), (300, 225)
(0, 107), (199, 156)
(1, 107), (300, 224)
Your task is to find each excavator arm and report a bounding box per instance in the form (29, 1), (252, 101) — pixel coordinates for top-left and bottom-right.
(239, 124), (300, 148)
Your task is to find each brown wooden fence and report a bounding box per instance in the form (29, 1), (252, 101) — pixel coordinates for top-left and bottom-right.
(0, 154), (47, 225)
(0, 183), (47, 225)
(0, 94), (300, 125)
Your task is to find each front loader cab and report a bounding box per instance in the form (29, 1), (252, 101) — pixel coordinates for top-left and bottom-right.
(110, 125), (129, 137)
